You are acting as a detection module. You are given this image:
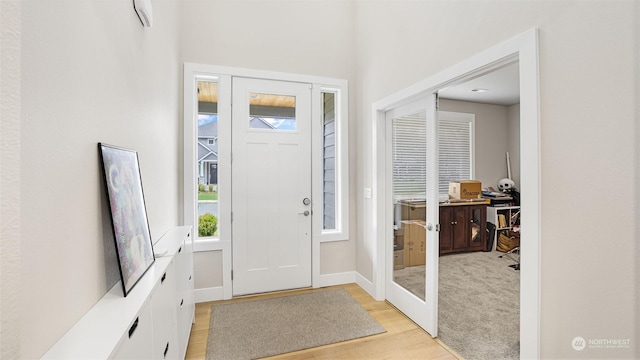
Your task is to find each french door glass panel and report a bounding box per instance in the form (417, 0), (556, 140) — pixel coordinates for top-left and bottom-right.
(385, 93), (439, 337)
(391, 111), (426, 301)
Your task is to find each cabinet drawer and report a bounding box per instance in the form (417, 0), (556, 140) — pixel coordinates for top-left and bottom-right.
(152, 260), (178, 359)
(110, 301), (154, 359)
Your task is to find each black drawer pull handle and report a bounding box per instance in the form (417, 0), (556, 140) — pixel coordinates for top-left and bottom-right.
(164, 342), (169, 358)
(188, 275), (192, 281)
(187, 232), (190, 237)
(128, 317), (139, 338)
(161, 272), (166, 283)
(178, 246), (182, 253)
(180, 299), (184, 308)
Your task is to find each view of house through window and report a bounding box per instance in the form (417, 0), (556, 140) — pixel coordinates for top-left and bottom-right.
(197, 81), (219, 238)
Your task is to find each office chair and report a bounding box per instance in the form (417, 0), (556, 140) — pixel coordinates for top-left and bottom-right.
(501, 246), (520, 270)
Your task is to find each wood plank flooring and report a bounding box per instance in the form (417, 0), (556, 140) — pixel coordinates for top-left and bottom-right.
(185, 283), (461, 360)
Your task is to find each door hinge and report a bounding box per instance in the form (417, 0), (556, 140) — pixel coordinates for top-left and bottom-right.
(435, 224), (441, 231)
(230, 211), (233, 223)
(435, 92), (440, 111)
(231, 270), (233, 280)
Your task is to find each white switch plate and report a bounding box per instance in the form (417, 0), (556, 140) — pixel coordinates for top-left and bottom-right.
(364, 188), (372, 199)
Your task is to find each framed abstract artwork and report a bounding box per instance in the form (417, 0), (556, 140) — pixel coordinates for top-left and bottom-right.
(99, 143), (155, 296)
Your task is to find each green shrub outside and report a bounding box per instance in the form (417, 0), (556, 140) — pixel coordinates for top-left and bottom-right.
(208, 184), (214, 192)
(198, 183), (205, 192)
(198, 213), (218, 237)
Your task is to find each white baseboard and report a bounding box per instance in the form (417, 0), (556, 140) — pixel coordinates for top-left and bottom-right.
(195, 286), (224, 303)
(196, 271), (362, 303)
(355, 272), (378, 299)
(315, 271), (356, 288)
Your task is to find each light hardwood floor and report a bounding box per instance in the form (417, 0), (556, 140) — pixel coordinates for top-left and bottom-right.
(185, 283), (461, 360)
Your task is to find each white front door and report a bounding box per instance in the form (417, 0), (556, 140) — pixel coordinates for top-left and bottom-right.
(231, 77), (312, 296)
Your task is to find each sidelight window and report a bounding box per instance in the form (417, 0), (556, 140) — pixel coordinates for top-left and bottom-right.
(196, 80), (220, 239)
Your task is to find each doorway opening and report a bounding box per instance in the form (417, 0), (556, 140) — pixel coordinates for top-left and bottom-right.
(372, 28), (540, 359)
(434, 61), (521, 359)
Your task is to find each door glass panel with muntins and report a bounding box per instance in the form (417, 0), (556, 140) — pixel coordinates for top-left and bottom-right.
(232, 78), (312, 296)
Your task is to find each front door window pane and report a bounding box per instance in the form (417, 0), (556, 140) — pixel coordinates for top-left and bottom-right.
(248, 93), (296, 130)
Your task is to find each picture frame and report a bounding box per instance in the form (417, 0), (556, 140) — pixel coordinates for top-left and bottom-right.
(99, 143), (155, 296)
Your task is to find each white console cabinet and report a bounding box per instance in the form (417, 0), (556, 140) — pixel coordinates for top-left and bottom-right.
(42, 226), (194, 359)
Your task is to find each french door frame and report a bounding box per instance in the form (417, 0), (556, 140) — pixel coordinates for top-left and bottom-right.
(372, 28), (541, 358)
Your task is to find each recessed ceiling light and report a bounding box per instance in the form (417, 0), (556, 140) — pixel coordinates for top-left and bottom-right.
(471, 88), (489, 93)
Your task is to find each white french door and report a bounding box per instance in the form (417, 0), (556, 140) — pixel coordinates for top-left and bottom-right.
(231, 77), (312, 296)
(385, 93), (439, 336)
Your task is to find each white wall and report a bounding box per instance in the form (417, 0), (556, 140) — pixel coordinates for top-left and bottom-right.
(354, 1), (638, 358)
(1, 1), (22, 359)
(180, 0), (358, 290)
(2, 1), (183, 357)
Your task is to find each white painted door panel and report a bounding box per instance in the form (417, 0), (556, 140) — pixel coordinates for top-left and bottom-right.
(232, 77), (312, 296)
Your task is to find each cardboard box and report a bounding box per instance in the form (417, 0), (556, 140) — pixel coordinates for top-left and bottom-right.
(405, 220), (426, 266)
(393, 250), (405, 270)
(449, 180), (482, 200)
(400, 199), (426, 221)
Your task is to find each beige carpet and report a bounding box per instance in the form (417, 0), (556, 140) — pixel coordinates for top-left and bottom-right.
(394, 251), (520, 360)
(206, 288), (385, 360)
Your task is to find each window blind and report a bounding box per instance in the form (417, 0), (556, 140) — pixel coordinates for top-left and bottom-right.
(438, 119), (472, 195)
(392, 116), (426, 195)
(392, 114), (473, 196)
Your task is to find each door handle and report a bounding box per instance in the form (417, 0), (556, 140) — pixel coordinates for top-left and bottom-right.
(299, 210), (310, 216)
(302, 198), (311, 206)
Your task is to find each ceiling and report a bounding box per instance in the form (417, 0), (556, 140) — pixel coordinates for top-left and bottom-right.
(438, 62), (520, 106)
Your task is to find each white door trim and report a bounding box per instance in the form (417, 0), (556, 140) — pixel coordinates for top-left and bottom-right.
(372, 28), (541, 359)
(183, 63), (349, 300)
